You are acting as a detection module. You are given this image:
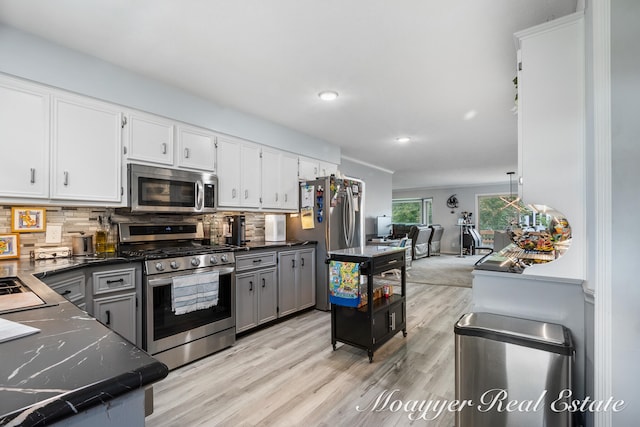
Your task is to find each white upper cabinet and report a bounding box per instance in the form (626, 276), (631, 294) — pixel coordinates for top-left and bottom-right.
(51, 95), (123, 203)
(216, 135), (260, 208)
(126, 112), (174, 165)
(299, 157), (339, 181)
(0, 76), (50, 199)
(298, 156), (319, 181)
(177, 125), (216, 172)
(261, 148), (299, 210)
(319, 161), (338, 177)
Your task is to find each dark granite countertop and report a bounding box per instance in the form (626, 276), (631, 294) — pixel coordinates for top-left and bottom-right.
(233, 240), (316, 252)
(0, 257), (168, 427)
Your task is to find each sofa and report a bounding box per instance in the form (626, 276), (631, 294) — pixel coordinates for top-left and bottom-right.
(409, 225), (433, 260)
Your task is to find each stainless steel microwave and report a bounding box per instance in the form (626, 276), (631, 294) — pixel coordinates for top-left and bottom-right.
(127, 164), (217, 213)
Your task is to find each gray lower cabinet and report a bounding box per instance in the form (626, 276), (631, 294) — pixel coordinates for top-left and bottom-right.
(235, 268), (277, 333)
(86, 264), (142, 347)
(42, 270), (87, 311)
(93, 292), (137, 344)
(235, 251), (278, 333)
(278, 248), (316, 317)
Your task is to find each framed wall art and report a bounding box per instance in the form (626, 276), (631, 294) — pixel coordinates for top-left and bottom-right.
(0, 234), (20, 259)
(11, 207), (46, 233)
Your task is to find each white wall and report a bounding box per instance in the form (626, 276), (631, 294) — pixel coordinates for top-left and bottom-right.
(0, 24), (340, 163)
(610, 0), (640, 423)
(393, 183), (509, 254)
(339, 158), (393, 238)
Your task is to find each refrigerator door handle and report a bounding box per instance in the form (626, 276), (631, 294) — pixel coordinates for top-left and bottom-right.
(345, 186), (355, 247)
(342, 190), (349, 247)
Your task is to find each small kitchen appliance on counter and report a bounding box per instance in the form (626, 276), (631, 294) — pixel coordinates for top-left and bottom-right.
(265, 214), (286, 242)
(225, 215), (246, 246)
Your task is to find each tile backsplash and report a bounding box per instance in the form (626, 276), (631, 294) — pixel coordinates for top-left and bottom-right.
(0, 206), (270, 259)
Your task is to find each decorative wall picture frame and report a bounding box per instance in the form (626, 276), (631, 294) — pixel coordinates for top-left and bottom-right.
(0, 234), (20, 259)
(11, 207), (46, 233)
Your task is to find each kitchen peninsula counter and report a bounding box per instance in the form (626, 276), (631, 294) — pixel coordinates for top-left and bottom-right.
(0, 258), (168, 427)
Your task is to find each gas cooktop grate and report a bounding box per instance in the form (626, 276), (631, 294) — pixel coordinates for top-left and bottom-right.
(0, 279), (25, 296)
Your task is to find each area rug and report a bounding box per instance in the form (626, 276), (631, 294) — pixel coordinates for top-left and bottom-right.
(379, 254), (483, 288)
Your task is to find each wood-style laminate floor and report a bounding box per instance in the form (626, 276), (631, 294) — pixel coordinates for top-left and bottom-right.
(147, 282), (471, 427)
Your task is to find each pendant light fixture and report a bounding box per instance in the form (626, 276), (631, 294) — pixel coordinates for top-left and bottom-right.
(499, 172), (522, 211)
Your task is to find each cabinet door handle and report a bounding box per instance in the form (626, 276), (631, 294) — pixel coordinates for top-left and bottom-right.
(30, 168), (36, 184)
(262, 278), (266, 288)
(106, 278), (125, 284)
(63, 171), (69, 186)
(105, 310), (111, 326)
(249, 280), (253, 291)
(275, 193), (278, 202)
(161, 143), (167, 154)
(232, 188), (237, 199)
(301, 257), (305, 267)
(389, 312), (396, 331)
(291, 259), (296, 269)
(184, 148), (190, 158)
(244, 189), (248, 199)
(284, 193), (288, 202)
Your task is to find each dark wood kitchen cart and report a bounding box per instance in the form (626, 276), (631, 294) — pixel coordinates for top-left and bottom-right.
(328, 246), (407, 362)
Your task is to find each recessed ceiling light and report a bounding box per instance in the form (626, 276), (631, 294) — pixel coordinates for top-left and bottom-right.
(318, 90), (339, 101)
(395, 136), (411, 144)
(463, 110), (478, 120)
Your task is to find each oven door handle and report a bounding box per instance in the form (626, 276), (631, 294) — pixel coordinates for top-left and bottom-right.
(147, 266), (235, 288)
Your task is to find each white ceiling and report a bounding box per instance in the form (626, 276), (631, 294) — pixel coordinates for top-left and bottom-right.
(0, 0), (577, 190)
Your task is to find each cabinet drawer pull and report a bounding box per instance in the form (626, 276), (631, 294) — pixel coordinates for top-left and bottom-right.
(105, 310), (111, 326)
(61, 289), (71, 296)
(30, 168), (36, 184)
(252, 259), (262, 264)
(389, 312), (396, 331)
(106, 278), (125, 284)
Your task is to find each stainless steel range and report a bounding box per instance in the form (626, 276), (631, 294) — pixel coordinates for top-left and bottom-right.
(119, 223), (236, 370)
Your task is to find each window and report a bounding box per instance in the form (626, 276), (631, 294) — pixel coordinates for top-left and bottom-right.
(477, 194), (523, 247)
(392, 198), (432, 224)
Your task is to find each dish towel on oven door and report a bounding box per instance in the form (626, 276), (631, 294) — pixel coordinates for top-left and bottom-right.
(171, 271), (220, 315)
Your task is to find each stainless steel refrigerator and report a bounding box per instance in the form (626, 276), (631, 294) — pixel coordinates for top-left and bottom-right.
(286, 176), (364, 310)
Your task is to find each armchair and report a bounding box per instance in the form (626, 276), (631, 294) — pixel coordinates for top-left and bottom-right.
(428, 224), (444, 256)
(409, 225), (432, 260)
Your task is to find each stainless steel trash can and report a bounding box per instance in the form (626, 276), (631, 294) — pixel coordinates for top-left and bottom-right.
(454, 312), (574, 427)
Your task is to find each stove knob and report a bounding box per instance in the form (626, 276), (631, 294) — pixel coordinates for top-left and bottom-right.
(155, 262), (165, 272)
(170, 261), (180, 269)
(191, 257), (201, 267)
(209, 255), (218, 264)
(220, 254), (229, 263)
